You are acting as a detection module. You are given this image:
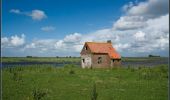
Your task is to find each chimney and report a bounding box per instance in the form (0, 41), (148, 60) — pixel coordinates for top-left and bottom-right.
(107, 40), (112, 43)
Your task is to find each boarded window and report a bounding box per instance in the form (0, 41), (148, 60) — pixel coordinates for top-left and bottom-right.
(98, 57), (102, 64)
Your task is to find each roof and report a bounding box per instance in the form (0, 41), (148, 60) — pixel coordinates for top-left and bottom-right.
(85, 42), (121, 59)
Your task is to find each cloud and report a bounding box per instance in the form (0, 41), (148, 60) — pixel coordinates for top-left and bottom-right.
(10, 9), (21, 14)
(28, 10), (47, 21)
(1, 34), (25, 47)
(133, 31), (146, 41)
(10, 9), (47, 21)
(113, 16), (147, 30)
(63, 33), (82, 43)
(114, 0), (169, 31)
(41, 26), (55, 32)
(21, 13), (169, 56)
(4, 0), (169, 57)
(124, 0), (169, 18)
(54, 40), (65, 49)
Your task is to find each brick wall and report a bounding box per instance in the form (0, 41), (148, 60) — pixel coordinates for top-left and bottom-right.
(91, 53), (111, 68)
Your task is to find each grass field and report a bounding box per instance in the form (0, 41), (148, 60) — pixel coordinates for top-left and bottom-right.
(2, 57), (167, 63)
(2, 64), (168, 100)
(2, 57), (81, 63)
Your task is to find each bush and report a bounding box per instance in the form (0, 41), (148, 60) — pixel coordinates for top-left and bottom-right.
(91, 83), (98, 100)
(12, 72), (22, 82)
(130, 67), (135, 72)
(64, 64), (77, 69)
(26, 56), (33, 58)
(69, 70), (75, 74)
(32, 87), (47, 100)
(139, 68), (157, 80)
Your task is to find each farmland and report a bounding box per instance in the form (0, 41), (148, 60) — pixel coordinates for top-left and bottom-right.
(1, 57), (169, 100)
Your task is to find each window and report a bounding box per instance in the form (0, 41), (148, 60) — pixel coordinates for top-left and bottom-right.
(112, 59), (114, 62)
(85, 46), (87, 50)
(98, 57), (102, 64)
(82, 59), (85, 63)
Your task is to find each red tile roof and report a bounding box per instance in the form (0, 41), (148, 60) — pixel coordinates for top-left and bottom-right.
(85, 42), (121, 59)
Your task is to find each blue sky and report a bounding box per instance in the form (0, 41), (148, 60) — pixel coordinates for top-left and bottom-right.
(2, 0), (130, 38)
(2, 0), (169, 57)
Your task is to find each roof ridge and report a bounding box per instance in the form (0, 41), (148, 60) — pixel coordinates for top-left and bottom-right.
(86, 42), (110, 44)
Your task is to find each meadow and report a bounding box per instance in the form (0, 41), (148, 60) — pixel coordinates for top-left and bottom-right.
(2, 64), (168, 100)
(2, 57), (81, 63)
(2, 57), (167, 63)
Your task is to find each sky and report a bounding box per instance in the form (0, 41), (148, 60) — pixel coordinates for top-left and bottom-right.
(1, 0), (169, 57)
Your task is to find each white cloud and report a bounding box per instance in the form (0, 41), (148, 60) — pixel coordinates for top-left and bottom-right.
(5, 0), (169, 57)
(63, 33), (82, 43)
(54, 40), (65, 49)
(25, 43), (36, 49)
(9, 9), (47, 21)
(134, 31), (146, 41)
(29, 10), (47, 21)
(41, 26), (55, 32)
(110, 0), (169, 55)
(114, 43), (131, 51)
(125, 0), (169, 18)
(146, 14), (169, 34)
(1, 37), (9, 44)
(11, 34), (25, 46)
(113, 16), (147, 30)
(1, 34), (25, 47)
(10, 9), (21, 14)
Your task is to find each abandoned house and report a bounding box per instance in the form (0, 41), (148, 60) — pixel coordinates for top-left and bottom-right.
(80, 40), (121, 68)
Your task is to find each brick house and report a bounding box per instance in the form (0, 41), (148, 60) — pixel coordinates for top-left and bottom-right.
(80, 40), (121, 68)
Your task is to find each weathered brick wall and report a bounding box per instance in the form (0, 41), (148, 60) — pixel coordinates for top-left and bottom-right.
(81, 54), (92, 68)
(80, 44), (92, 68)
(111, 59), (121, 67)
(80, 44), (91, 55)
(91, 53), (111, 68)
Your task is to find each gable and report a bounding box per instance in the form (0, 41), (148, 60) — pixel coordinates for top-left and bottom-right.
(80, 43), (91, 55)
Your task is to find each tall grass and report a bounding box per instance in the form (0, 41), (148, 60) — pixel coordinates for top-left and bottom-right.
(2, 64), (168, 100)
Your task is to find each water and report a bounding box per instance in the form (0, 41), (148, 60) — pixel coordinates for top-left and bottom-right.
(122, 59), (168, 67)
(1, 58), (168, 67)
(1, 62), (80, 68)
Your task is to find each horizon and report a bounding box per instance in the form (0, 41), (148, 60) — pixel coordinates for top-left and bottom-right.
(2, 0), (169, 57)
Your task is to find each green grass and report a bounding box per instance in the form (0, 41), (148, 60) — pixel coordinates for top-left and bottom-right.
(121, 57), (168, 62)
(2, 57), (81, 63)
(2, 64), (168, 100)
(2, 57), (168, 63)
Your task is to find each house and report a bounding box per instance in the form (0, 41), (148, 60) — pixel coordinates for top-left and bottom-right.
(80, 40), (121, 68)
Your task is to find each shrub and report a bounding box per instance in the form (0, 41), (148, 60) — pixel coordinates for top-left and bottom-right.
(46, 66), (53, 72)
(130, 67), (135, 72)
(69, 70), (75, 74)
(139, 68), (157, 80)
(9, 68), (13, 73)
(138, 66), (142, 70)
(64, 64), (71, 68)
(64, 64), (77, 69)
(26, 56), (33, 58)
(91, 83), (98, 100)
(32, 87), (47, 100)
(158, 65), (168, 73)
(12, 72), (22, 82)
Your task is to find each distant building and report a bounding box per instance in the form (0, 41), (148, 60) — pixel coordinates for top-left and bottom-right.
(80, 40), (121, 68)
